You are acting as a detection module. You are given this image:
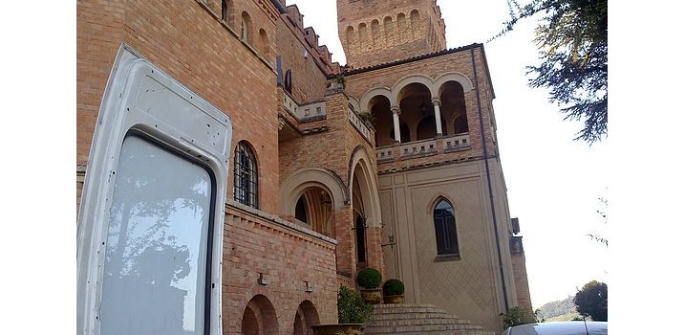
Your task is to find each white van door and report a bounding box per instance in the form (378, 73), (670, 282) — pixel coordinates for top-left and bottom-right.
(77, 45), (231, 335)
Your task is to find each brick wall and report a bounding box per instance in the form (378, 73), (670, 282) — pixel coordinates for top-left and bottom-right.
(337, 0), (446, 68)
(77, 0), (281, 214)
(278, 89), (383, 283)
(276, 9), (331, 104)
(511, 243), (534, 311)
(78, 1), (341, 334)
(222, 202), (338, 334)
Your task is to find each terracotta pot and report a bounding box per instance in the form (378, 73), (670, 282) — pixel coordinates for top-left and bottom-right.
(360, 288), (383, 305)
(311, 323), (364, 335)
(383, 294), (405, 304)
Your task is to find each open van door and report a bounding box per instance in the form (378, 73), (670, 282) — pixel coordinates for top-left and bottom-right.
(77, 45), (231, 335)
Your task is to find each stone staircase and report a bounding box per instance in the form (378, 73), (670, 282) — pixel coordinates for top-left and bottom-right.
(363, 304), (496, 335)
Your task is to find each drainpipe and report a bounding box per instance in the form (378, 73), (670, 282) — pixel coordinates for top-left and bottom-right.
(470, 45), (510, 311)
(270, 0), (287, 14)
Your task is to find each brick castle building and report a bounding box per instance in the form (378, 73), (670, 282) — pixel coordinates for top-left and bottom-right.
(76, 0), (533, 334)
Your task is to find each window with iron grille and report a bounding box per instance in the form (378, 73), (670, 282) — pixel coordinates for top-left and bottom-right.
(234, 141), (258, 208)
(433, 199), (459, 256)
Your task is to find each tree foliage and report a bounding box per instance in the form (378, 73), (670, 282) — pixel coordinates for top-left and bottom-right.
(337, 285), (373, 324)
(574, 280), (608, 321)
(500, 306), (541, 329)
(494, 0), (608, 144)
(589, 195), (609, 247)
(537, 295), (576, 319)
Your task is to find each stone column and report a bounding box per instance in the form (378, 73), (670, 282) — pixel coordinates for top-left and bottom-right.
(391, 105), (402, 143)
(432, 98), (443, 136)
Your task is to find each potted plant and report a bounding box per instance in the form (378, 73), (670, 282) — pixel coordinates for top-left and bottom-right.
(356, 267), (383, 305)
(356, 111), (376, 127)
(335, 74), (347, 89)
(312, 285), (372, 335)
(382, 279), (405, 304)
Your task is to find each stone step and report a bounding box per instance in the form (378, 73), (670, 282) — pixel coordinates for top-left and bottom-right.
(370, 312), (461, 321)
(364, 331), (494, 335)
(364, 322), (481, 332)
(363, 303), (496, 335)
(371, 304), (444, 314)
(368, 317), (472, 327)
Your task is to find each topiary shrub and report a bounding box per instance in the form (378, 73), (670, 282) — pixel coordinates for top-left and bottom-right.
(356, 267), (382, 289)
(382, 279), (405, 296)
(337, 285), (373, 324)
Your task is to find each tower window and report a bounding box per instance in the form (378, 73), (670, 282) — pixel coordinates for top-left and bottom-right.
(241, 12), (252, 43)
(221, 0), (231, 23)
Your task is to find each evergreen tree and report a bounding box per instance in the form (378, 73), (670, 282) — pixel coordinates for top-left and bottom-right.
(494, 0), (608, 144)
(574, 280), (608, 321)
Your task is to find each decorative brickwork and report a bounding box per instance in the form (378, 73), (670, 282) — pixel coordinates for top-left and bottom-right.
(337, 0), (446, 68)
(78, 0), (532, 334)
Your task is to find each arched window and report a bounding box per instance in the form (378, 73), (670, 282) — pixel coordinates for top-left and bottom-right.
(383, 16), (393, 46)
(258, 29), (270, 58)
(221, 0), (232, 24)
(358, 23), (367, 49)
(284, 69), (292, 93)
(345, 26), (355, 48)
(234, 141), (258, 208)
(433, 199), (459, 256)
(397, 13), (406, 43)
(295, 196), (308, 223)
(241, 12), (252, 43)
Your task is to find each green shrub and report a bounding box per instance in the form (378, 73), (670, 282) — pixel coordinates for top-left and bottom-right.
(500, 306), (541, 329)
(356, 268), (382, 289)
(382, 279), (405, 296)
(337, 285), (373, 323)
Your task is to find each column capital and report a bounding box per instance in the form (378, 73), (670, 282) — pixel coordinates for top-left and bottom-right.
(390, 105), (401, 114)
(431, 97), (442, 107)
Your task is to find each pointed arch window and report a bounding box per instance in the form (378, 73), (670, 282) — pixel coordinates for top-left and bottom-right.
(234, 141), (258, 208)
(433, 199), (459, 256)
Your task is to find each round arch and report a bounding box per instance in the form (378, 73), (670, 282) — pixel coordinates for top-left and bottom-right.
(241, 294), (278, 335)
(434, 72), (474, 93)
(280, 168), (348, 216)
(293, 300), (320, 335)
(359, 87), (393, 112)
(347, 95), (361, 113)
(391, 74), (437, 102)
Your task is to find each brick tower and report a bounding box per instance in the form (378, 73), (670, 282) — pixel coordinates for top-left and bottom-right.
(337, 0), (446, 68)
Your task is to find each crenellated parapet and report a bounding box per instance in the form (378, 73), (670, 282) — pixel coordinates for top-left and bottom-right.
(337, 0), (446, 69)
(282, 4), (341, 75)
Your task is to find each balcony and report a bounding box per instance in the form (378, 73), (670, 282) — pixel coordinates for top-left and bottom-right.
(376, 133), (471, 163)
(348, 108), (373, 144)
(283, 92), (327, 122)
